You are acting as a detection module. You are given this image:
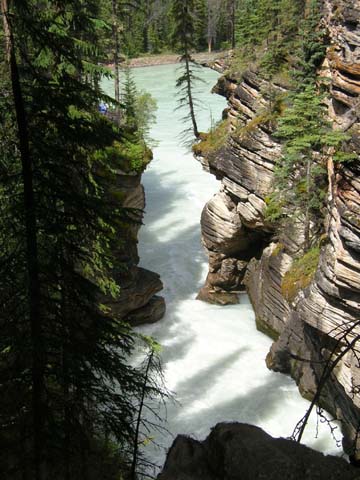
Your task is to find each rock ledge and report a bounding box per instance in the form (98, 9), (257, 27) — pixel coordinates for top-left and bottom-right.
(158, 423), (359, 480)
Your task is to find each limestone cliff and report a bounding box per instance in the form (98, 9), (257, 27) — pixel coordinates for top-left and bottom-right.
(104, 166), (165, 326)
(197, 0), (360, 455)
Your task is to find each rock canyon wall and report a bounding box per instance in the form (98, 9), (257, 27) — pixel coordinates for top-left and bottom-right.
(104, 165), (165, 326)
(197, 0), (360, 455)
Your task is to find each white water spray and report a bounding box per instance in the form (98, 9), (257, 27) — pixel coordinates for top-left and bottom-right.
(103, 64), (341, 471)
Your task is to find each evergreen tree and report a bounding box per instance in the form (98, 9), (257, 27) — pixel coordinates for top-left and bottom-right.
(0, 1), (165, 478)
(123, 65), (138, 129)
(218, 0), (237, 49)
(172, 0), (200, 139)
(111, 0), (122, 123)
(122, 65), (158, 149)
(264, 0), (338, 249)
(100, 0), (230, 57)
(294, 0), (327, 85)
(194, 0), (208, 51)
(268, 83), (351, 250)
(206, 0), (222, 52)
(118, 0), (173, 56)
(271, 85), (329, 249)
(234, 0), (303, 77)
(149, 21), (162, 53)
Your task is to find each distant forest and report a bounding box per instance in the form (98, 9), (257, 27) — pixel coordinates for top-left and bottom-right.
(104, 0), (237, 57)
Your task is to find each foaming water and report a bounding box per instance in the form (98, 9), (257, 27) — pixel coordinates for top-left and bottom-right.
(103, 64), (341, 470)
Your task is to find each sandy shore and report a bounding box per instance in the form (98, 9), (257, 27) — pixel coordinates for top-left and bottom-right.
(106, 51), (230, 69)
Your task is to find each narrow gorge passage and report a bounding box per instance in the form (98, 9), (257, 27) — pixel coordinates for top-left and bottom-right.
(105, 64), (341, 470)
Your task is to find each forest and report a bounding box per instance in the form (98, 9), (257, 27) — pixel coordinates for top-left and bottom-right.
(0, 0), (358, 479)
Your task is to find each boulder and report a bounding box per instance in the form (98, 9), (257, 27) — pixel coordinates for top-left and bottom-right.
(158, 423), (359, 480)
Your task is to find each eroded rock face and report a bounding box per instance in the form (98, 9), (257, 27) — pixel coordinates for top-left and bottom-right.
(197, 0), (360, 455)
(105, 169), (165, 326)
(266, 0), (360, 454)
(197, 69), (278, 305)
(158, 423), (359, 480)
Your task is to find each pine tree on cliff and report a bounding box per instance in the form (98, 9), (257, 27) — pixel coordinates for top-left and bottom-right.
(274, 85), (331, 250)
(172, 0), (200, 139)
(269, 84), (352, 251)
(266, 0), (353, 251)
(123, 65), (139, 129)
(294, 0), (327, 86)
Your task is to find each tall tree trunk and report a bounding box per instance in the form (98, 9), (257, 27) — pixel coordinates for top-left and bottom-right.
(60, 262), (71, 480)
(207, 3), (212, 52)
(231, 0), (236, 49)
(143, 24), (149, 53)
(1, 2), (44, 479)
(130, 350), (154, 480)
(326, 147), (336, 220)
(63, 352), (71, 480)
(184, 54), (199, 139)
(112, 0), (121, 125)
(304, 156), (311, 251)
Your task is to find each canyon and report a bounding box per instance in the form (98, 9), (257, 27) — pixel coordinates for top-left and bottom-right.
(103, 2), (360, 472)
(196, 0), (360, 458)
(120, 61), (345, 475)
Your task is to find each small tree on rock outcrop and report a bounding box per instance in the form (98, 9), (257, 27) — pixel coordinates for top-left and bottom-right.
(171, 0), (201, 140)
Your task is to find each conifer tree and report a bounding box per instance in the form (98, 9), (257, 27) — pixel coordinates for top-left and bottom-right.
(194, 0), (208, 51)
(122, 65), (157, 149)
(111, 0), (122, 123)
(228, 0), (236, 49)
(123, 65), (139, 129)
(234, 0), (303, 77)
(294, 0), (327, 86)
(0, 1), (166, 478)
(272, 85), (330, 249)
(206, 0), (222, 52)
(269, 88), (351, 250)
(172, 0), (200, 139)
(262, 0), (356, 251)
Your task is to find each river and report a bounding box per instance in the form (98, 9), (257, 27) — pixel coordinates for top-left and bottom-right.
(103, 64), (341, 472)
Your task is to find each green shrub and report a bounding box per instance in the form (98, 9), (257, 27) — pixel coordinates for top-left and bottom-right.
(192, 119), (229, 156)
(271, 242), (284, 257)
(94, 138), (150, 174)
(264, 193), (285, 224)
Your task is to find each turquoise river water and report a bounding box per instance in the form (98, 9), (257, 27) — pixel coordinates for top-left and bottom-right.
(102, 64), (341, 473)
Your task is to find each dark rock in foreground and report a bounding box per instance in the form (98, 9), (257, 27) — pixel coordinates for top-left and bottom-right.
(158, 423), (358, 480)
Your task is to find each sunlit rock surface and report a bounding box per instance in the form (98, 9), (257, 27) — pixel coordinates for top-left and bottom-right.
(158, 423), (359, 480)
(198, 0), (360, 455)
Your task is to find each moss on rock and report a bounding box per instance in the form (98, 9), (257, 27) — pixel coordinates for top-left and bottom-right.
(281, 247), (320, 303)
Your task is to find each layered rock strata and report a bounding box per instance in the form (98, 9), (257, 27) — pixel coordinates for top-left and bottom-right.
(197, 0), (360, 456)
(197, 70), (279, 304)
(158, 423), (359, 480)
(106, 167), (165, 326)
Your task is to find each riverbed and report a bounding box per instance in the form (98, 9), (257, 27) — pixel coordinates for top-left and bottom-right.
(103, 64), (341, 472)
